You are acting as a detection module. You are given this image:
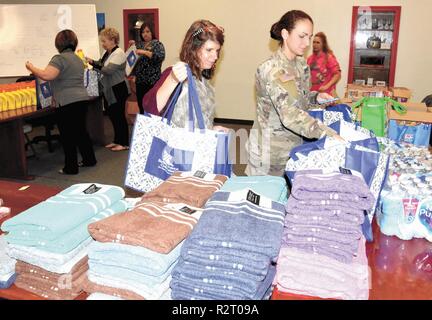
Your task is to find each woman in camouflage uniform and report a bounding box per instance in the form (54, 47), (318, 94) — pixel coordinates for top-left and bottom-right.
(143, 20), (226, 131)
(246, 10), (343, 177)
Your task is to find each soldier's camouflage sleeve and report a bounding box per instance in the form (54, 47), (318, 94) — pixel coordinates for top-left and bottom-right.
(263, 70), (337, 140)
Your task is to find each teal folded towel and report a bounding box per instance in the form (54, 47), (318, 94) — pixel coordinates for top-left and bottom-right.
(220, 176), (288, 204)
(4, 200), (128, 254)
(1, 183), (125, 241)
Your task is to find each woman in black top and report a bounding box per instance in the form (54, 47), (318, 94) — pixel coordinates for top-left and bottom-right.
(129, 23), (165, 114)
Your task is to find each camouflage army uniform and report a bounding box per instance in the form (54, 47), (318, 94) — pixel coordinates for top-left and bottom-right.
(245, 48), (338, 176)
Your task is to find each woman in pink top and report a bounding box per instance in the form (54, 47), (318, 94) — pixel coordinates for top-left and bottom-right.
(307, 32), (341, 97)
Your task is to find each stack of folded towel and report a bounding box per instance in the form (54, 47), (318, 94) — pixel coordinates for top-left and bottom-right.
(141, 171), (228, 207)
(0, 235), (16, 289)
(171, 190), (286, 300)
(84, 171), (226, 299)
(220, 175), (288, 204)
(14, 257), (88, 300)
(276, 238), (369, 300)
(88, 201), (202, 254)
(82, 241), (182, 300)
(86, 292), (124, 300)
(275, 171), (374, 299)
(1, 183), (127, 299)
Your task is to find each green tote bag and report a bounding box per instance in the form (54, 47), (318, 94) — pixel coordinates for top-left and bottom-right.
(352, 97), (407, 137)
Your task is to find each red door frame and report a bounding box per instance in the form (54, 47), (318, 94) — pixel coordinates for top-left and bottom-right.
(122, 8), (159, 50)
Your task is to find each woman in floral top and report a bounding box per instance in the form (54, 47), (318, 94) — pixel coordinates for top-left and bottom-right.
(129, 22), (165, 114)
(307, 32), (341, 97)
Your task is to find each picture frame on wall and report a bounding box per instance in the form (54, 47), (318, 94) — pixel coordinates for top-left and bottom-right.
(123, 9), (159, 50)
(96, 13), (105, 34)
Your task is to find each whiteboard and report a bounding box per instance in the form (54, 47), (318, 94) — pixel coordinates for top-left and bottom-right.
(0, 4), (101, 77)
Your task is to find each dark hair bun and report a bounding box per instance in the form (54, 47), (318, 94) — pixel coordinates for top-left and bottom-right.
(270, 22), (282, 40)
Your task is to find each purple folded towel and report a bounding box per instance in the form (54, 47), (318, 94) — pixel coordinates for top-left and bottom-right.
(290, 172), (375, 210)
(281, 233), (358, 263)
(284, 223), (363, 244)
(286, 196), (366, 221)
(284, 209), (364, 226)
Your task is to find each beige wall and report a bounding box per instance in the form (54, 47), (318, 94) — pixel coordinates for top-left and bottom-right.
(3, 0), (432, 120)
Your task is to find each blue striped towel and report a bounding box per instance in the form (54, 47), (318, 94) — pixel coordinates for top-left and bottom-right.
(185, 191), (285, 261)
(171, 264), (276, 300)
(88, 241), (183, 276)
(181, 243), (270, 277)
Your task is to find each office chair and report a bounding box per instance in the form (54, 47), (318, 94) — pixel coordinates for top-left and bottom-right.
(16, 76), (60, 153)
(422, 94), (432, 108)
(23, 124), (37, 158)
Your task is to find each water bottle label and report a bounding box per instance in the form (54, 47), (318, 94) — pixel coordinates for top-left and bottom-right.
(402, 198), (419, 224)
(418, 199), (432, 232)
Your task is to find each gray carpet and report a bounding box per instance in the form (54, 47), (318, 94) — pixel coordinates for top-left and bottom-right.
(22, 116), (130, 190)
(13, 116), (250, 194)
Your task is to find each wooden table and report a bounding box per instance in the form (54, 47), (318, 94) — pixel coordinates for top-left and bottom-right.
(0, 180), (88, 300)
(1, 179), (431, 300)
(0, 106), (55, 180)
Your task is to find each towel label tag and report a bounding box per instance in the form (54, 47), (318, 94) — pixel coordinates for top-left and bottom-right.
(246, 190), (260, 206)
(83, 184), (102, 194)
(179, 206), (197, 215)
(193, 171), (207, 179)
(339, 167), (352, 175)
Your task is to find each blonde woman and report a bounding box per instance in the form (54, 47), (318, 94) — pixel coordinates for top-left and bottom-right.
(87, 27), (130, 151)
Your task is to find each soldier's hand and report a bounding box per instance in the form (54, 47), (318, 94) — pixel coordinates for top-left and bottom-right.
(317, 92), (338, 108)
(333, 134), (346, 143)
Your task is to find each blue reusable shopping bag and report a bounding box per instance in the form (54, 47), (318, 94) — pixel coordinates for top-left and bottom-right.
(387, 120), (432, 146)
(308, 104), (353, 125)
(162, 66), (232, 177)
(124, 65), (231, 192)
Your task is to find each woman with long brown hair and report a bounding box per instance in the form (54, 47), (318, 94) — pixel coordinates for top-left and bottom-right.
(307, 32), (341, 97)
(142, 19), (225, 129)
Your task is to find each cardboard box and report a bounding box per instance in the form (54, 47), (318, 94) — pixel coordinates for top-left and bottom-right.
(390, 87), (411, 103)
(345, 84), (391, 102)
(388, 102), (432, 123)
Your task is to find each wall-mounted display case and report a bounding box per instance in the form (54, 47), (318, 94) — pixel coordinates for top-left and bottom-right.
(347, 6), (401, 87)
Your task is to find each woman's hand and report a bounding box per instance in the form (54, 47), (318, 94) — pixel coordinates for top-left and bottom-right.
(318, 85), (329, 93)
(171, 62), (188, 83)
(213, 125), (231, 133)
(85, 57), (93, 64)
(128, 40), (136, 47)
(25, 61), (34, 72)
